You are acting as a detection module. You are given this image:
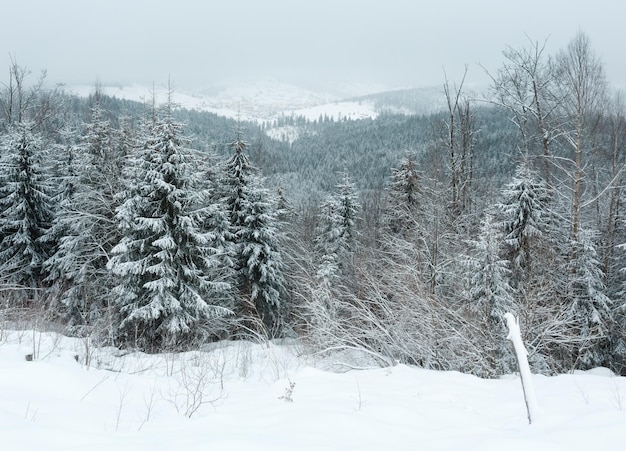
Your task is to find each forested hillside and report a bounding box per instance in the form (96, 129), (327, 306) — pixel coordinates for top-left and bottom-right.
(1, 31), (625, 376)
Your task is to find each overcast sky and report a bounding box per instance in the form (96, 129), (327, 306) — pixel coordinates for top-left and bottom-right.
(1, 0), (625, 91)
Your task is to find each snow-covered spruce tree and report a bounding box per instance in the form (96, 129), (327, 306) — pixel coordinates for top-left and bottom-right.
(0, 123), (55, 301)
(567, 228), (612, 369)
(307, 194), (344, 341)
(315, 171), (360, 282)
(463, 213), (517, 376)
(197, 151), (237, 302)
(43, 95), (122, 329)
(383, 153), (421, 235)
(335, 171), (360, 253)
(612, 235), (626, 374)
(307, 171), (361, 343)
(108, 110), (232, 350)
(495, 161), (567, 373)
(40, 127), (83, 302)
(275, 184), (295, 222)
(497, 162), (550, 287)
(378, 154), (434, 291)
(221, 126), (286, 335)
(315, 195), (342, 282)
(237, 180), (286, 334)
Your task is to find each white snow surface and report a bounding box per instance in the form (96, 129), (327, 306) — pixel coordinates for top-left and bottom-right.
(264, 125), (303, 144)
(264, 101), (377, 143)
(291, 100), (378, 122)
(1, 330), (626, 450)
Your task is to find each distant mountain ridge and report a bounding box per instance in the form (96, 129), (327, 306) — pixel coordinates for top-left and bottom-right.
(347, 87), (448, 116)
(67, 82), (448, 120)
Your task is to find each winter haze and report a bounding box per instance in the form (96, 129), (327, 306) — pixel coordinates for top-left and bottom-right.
(2, 0), (626, 91)
(3, 0), (626, 448)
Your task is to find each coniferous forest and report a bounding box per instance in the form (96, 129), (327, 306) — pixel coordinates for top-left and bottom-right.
(2, 31), (626, 377)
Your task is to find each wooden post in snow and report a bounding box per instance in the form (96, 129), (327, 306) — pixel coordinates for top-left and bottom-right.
(504, 312), (539, 424)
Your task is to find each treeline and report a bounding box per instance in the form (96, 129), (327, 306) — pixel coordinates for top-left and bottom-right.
(2, 31), (626, 376)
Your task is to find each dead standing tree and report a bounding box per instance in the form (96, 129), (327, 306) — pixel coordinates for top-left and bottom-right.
(442, 67), (476, 222)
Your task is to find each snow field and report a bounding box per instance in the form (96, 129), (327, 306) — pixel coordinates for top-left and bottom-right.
(1, 330), (625, 450)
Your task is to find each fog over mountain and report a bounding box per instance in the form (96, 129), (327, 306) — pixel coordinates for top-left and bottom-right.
(2, 0), (626, 92)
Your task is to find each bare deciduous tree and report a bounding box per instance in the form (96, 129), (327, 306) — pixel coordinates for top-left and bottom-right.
(553, 31), (607, 242)
(482, 36), (558, 190)
(442, 67), (476, 219)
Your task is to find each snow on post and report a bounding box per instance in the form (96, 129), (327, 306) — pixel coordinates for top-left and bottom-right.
(504, 312), (539, 424)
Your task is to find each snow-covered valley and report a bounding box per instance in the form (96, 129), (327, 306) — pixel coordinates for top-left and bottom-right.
(67, 81), (382, 122)
(67, 80), (447, 143)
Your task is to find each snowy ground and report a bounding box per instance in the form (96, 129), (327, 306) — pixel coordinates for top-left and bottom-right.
(290, 100), (378, 122)
(265, 101), (378, 143)
(1, 330), (625, 450)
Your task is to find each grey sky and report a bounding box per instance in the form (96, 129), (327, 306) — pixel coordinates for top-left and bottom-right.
(2, 0), (625, 90)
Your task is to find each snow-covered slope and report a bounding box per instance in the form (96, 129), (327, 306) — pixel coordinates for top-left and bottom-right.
(67, 81), (348, 122)
(67, 81), (450, 143)
(1, 330), (626, 450)
(264, 100), (379, 143)
(67, 81), (444, 121)
(291, 100), (378, 121)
